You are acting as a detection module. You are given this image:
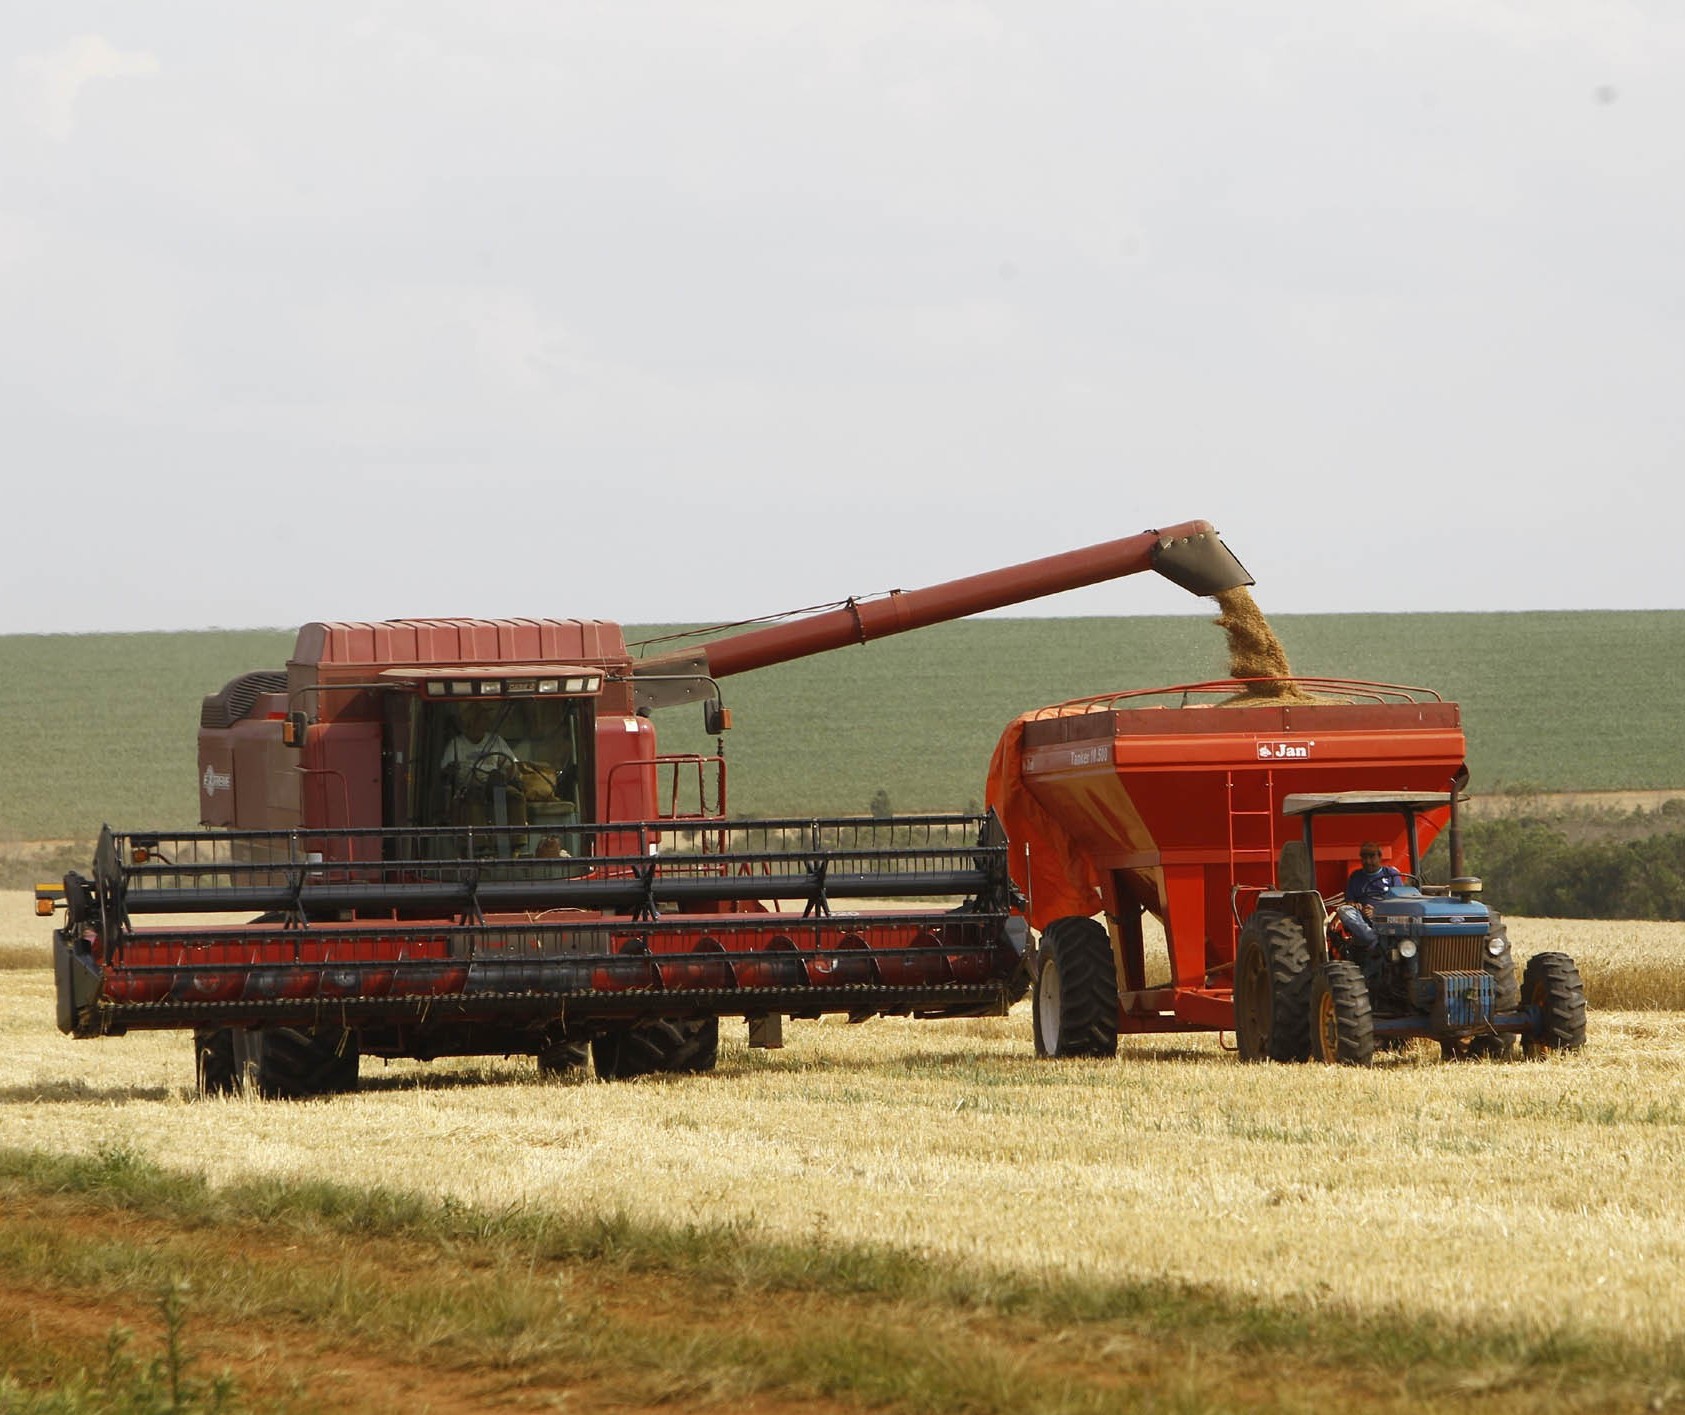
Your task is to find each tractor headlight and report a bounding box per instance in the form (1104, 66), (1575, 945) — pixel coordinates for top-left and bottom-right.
(1398, 938), (1418, 960)
(1486, 936), (1508, 957)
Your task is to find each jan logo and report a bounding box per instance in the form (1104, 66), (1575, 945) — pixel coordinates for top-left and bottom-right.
(1257, 741), (1311, 760)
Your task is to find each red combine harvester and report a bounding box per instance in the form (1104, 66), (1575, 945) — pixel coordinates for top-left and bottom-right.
(990, 680), (1587, 1064)
(40, 521), (1251, 1096)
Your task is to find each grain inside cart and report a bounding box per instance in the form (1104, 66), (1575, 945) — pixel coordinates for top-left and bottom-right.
(40, 521), (1251, 1096)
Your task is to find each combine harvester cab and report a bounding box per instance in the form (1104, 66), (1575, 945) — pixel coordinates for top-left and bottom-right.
(990, 679), (1586, 1064)
(40, 521), (1254, 1097)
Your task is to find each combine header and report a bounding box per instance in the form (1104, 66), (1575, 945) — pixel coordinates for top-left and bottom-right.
(40, 521), (1252, 1095)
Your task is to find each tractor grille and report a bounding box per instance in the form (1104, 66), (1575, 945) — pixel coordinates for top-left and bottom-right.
(1420, 936), (1484, 974)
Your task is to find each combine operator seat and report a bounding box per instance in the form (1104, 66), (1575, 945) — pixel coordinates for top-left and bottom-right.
(505, 700), (584, 856)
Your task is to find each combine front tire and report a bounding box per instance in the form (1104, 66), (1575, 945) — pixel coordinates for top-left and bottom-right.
(592, 1017), (720, 1080)
(1234, 910), (1313, 1063)
(1521, 952), (1587, 1058)
(1031, 916), (1118, 1059)
(1310, 961), (1374, 1065)
(232, 1027), (360, 1099)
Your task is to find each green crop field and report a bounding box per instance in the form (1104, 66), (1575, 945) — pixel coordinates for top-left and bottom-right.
(2, 610), (1681, 843)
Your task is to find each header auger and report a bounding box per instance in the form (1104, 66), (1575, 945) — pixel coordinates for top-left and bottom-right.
(40, 521), (1251, 1096)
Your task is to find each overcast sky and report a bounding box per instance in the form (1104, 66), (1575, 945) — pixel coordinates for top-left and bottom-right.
(4, 3), (1680, 634)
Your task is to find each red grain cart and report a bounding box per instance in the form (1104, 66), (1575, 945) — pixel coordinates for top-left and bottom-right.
(988, 679), (1586, 1063)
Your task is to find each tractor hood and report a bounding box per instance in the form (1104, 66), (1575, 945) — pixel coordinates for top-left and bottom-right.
(1372, 887), (1491, 938)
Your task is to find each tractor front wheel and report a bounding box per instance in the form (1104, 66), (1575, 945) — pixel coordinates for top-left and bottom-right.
(1310, 961), (1375, 1065)
(592, 1017), (720, 1080)
(1234, 911), (1313, 1063)
(1521, 952), (1587, 1058)
(1031, 916), (1118, 1058)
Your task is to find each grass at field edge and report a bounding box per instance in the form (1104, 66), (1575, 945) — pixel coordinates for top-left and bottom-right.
(1, 1144), (1679, 1414)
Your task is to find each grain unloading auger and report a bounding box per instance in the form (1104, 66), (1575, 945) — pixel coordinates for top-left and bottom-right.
(40, 521), (1251, 1095)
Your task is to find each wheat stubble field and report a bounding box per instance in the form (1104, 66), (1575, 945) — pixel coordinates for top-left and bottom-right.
(3, 887), (1685, 1413)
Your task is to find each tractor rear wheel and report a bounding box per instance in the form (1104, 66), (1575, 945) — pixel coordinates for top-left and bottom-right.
(1521, 952), (1587, 1058)
(592, 1017), (720, 1080)
(1310, 961), (1375, 1065)
(1031, 916), (1118, 1058)
(1234, 910), (1313, 1063)
(231, 1026), (360, 1099)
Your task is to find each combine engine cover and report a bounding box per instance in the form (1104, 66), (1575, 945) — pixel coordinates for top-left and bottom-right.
(50, 815), (1026, 1050)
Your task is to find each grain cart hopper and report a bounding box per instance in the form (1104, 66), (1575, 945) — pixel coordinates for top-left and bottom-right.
(987, 679), (1587, 1064)
(39, 521), (1252, 1096)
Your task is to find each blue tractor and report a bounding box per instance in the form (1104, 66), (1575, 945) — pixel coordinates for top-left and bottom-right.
(1256, 791), (1587, 1064)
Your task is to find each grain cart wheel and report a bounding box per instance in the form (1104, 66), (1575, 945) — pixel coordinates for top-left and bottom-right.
(1521, 953), (1587, 1058)
(232, 1026), (360, 1099)
(194, 1028), (238, 1096)
(1031, 916), (1118, 1059)
(1310, 961), (1375, 1066)
(592, 1017), (720, 1080)
(1234, 910), (1313, 1063)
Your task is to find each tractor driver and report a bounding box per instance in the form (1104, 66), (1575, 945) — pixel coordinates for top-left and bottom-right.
(1335, 842), (1402, 951)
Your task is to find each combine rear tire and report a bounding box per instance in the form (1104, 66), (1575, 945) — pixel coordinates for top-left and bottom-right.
(592, 1018), (720, 1080)
(232, 1027), (360, 1099)
(1310, 961), (1374, 1065)
(1521, 952), (1587, 1058)
(537, 1040), (590, 1076)
(194, 1028), (238, 1096)
(1234, 910), (1313, 1063)
(1032, 916), (1118, 1059)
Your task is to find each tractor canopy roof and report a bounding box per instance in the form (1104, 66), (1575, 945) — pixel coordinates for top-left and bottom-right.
(1282, 790), (1464, 818)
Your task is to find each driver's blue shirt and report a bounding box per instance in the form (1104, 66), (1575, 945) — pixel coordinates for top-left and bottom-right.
(1344, 864), (1403, 905)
